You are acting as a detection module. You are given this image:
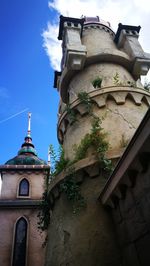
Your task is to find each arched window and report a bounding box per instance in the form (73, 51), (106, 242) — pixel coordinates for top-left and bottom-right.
(19, 178), (29, 196)
(12, 217), (27, 266)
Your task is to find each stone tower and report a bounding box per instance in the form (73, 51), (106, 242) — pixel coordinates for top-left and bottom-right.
(0, 113), (50, 266)
(45, 16), (150, 266)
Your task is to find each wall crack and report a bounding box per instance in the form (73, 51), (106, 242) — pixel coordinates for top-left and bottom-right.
(107, 107), (136, 130)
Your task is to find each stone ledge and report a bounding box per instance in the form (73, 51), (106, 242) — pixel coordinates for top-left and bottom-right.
(0, 199), (42, 209)
(0, 164), (50, 173)
(48, 149), (123, 207)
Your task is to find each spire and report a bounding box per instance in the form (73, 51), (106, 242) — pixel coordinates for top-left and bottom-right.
(48, 147), (51, 174)
(27, 112), (31, 137)
(48, 147), (51, 167)
(5, 112), (47, 165)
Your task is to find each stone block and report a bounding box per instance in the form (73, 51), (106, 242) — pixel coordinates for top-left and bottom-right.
(85, 163), (99, 178)
(119, 189), (135, 217)
(123, 243), (140, 266)
(135, 233), (150, 266)
(66, 50), (86, 70)
(138, 194), (150, 226)
(115, 221), (130, 246)
(125, 206), (148, 242)
(112, 206), (122, 224)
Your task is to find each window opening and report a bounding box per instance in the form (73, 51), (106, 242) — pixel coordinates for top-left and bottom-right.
(19, 179), (29, 196)
(12, 217), (27, 266)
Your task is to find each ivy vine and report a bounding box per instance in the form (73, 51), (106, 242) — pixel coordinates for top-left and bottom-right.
(78, 91), (93, 114)
(92, 77), (102, 88)
(64, 103), (77, 124)
(37, 173), (50, 247)
(38, 91), (113, 235)
(60, 167), (86, 214)
(73, 116), (112, 173)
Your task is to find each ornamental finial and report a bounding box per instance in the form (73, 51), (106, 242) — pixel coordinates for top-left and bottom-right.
(27, 112), (32, 137)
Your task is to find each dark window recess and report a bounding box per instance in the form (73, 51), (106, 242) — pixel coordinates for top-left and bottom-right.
(132, 30), (136, 35)
(12, 218), (27, 266)
(19, 179), (29, 196)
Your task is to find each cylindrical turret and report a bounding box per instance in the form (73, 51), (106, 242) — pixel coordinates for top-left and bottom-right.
(56, 16), (150, 161)
(46, 16), (150, 266)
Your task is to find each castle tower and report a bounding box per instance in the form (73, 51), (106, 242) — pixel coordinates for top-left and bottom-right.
(45, 16), (150, 266)
(0, 113), (50, 266)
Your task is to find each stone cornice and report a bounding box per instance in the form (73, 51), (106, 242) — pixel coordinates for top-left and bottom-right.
(0, 164), (50, 174)
(83, 23), (115, 36)
(0, 199), (42, 209)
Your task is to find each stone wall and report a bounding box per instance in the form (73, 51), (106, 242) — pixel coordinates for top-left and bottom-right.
(45, 173), (121, 266)
(112, 161), (150, 266)
(1, 171), (45, 200)
(0, 208), (46, 266)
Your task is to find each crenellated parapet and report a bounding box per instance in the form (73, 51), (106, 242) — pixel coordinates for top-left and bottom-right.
(55, 16), (150, 103)
(58, 15), (87, 71)
(114, 24), (150, 79)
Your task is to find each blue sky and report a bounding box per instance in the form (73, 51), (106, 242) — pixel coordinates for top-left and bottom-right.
(0, 0), (59, 164)
(0, 0), (150, 166)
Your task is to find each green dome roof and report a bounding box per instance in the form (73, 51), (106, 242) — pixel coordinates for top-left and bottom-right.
(5, 135), (47, 166)
(5, 154), (47, 165)
(18, 146), (38, 156)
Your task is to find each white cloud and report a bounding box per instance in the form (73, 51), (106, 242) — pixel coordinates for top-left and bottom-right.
(43, 0), (150, 78)
(42, 22), (62, 70)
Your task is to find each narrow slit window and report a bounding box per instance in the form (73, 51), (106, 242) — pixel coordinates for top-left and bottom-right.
(19, 179), (29, 196)
(12, 217), (27, 266)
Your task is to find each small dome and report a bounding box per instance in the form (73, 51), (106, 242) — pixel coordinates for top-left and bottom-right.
(83, 16), (114, 32)
(18, 138), (38, 156)
(5, 154), (47, 165)
(5, 136), (47, 166)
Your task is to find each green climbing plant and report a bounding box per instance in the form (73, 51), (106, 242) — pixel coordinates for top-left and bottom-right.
(49, 144), (69, 177)
(37, 172), (51, 247)
(60, 167), (86, 213)
(38, 89), (113, 232)
(73, 116), (112, 173)
(92, 77), (102, 88)
(78, 91), (93, 113)
(65, 103), (77, 124)
(37, 145), (69, 238)
(113, 72), (122, 86)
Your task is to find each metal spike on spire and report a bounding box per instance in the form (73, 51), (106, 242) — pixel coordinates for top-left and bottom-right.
(27, 112), (32, 137)
(48, 147), (51, 168)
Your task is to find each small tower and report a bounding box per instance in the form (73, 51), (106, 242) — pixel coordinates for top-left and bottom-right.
(0, 113), (50, 266)
(45, 16), (150, 266)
